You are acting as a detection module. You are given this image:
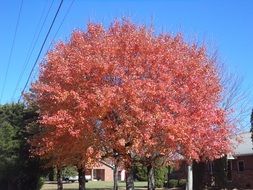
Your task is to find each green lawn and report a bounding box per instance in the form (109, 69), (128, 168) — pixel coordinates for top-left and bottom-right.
(41, 181), (148, 190)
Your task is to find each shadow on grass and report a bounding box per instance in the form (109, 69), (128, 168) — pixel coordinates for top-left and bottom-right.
(63, 189), (112, 190)
(62, 188), (148, 190)
(42, 181), (148, 190)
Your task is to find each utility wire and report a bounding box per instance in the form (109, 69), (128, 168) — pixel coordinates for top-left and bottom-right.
(18, 0), (64, 103)
(29, 0), (75, 86)
(0, 0), (23, 103)
(48, 0), (75, 50)
(11, 0), (54, 100)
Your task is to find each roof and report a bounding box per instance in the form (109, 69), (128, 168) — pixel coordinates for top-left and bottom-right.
(99, 160), (114, 169)
(232, 132), (253, 156)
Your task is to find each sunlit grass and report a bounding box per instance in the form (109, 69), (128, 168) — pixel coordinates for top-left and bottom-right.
(41, 181), (148, 190)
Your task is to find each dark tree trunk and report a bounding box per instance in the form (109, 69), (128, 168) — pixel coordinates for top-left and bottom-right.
(147, 164), (155, 190)
(78, 167), (86, 190)
(126, 164), (135, 190)
(57, 167), (63, 190)
(48, 167), (55, 181)
(8, 179), (16, 190)
(113, 162), (119, 190)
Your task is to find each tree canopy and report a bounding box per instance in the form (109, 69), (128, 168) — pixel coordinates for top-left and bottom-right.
(28, 19), (235, 190)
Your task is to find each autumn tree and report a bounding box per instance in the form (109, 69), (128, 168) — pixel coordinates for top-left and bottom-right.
(167, 59), (234, 190)
(28, 106), (99, 190)
(28, 19), (235, 190)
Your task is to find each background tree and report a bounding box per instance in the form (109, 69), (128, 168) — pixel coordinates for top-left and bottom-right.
(217, 61), (252, 131)
(188, 61), (249, 189)
(0, 103), (44, 190)
(28, 112), (99, 190)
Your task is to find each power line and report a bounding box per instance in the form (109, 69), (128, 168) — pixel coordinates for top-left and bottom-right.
(48, 0), (75, 50)
(18, 0), (64, 103)
(29, 0), (75, 86)
(11, 0), (55, 101)
(0, 0), (23, 103)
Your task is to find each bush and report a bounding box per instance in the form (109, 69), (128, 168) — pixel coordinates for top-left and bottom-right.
(168, 179), (178, 188)
(134, 165), (147, 181)
(168, 179), (186, 188)
(179, 179), (187, 187)
(37, 177), (44, 190)
(134, 163), (168, 188)
(62, 166), (78, 177)
(154, 166), (167, 188)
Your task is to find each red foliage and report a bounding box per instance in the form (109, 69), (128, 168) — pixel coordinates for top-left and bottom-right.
(29, 20), (234, 168)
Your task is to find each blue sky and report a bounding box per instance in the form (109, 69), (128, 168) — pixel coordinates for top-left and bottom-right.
(0, 0), (252, 126)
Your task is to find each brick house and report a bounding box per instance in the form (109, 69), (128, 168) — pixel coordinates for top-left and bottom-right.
(226, 132), (253, 188)
(200, 132), (253, 188)
(86, 161), (126, 182)
(169, 132), (253, 189)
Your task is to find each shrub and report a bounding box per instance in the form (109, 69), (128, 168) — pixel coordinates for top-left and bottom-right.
(168, 179), (186, 188)
(134, 164), (147, 181)
(37, 177), (44, 190)
(154, 167), (167, 188)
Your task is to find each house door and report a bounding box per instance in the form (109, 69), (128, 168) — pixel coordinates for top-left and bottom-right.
(118, 171), (121, 181)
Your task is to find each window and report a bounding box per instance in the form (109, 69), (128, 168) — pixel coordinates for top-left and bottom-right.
(93, 169), (105, 181)
(237, 160), (244, 172)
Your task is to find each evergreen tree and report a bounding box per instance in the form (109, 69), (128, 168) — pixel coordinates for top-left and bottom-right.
(0, 104), (44, 190)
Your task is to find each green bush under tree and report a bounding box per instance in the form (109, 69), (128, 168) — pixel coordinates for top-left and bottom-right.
(134, 163), (168, 188)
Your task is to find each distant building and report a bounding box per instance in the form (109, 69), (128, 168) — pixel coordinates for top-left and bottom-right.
(169, 132), (253, 189)
(226, 132), (253, 188)
(86, 161), (126, 182)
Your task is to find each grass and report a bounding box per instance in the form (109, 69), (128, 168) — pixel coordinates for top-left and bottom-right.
(41, 181), (148, 190)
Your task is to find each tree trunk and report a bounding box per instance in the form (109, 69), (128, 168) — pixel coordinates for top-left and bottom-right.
(147, 164), (155, 190)
(186, 164), (193, 190)
(8, 179), (16, 190)
(57, 167), (63, 190)
(113, 162), (119, 190)
(126, 164), (135, 190)
(78, 167), (86, 190)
